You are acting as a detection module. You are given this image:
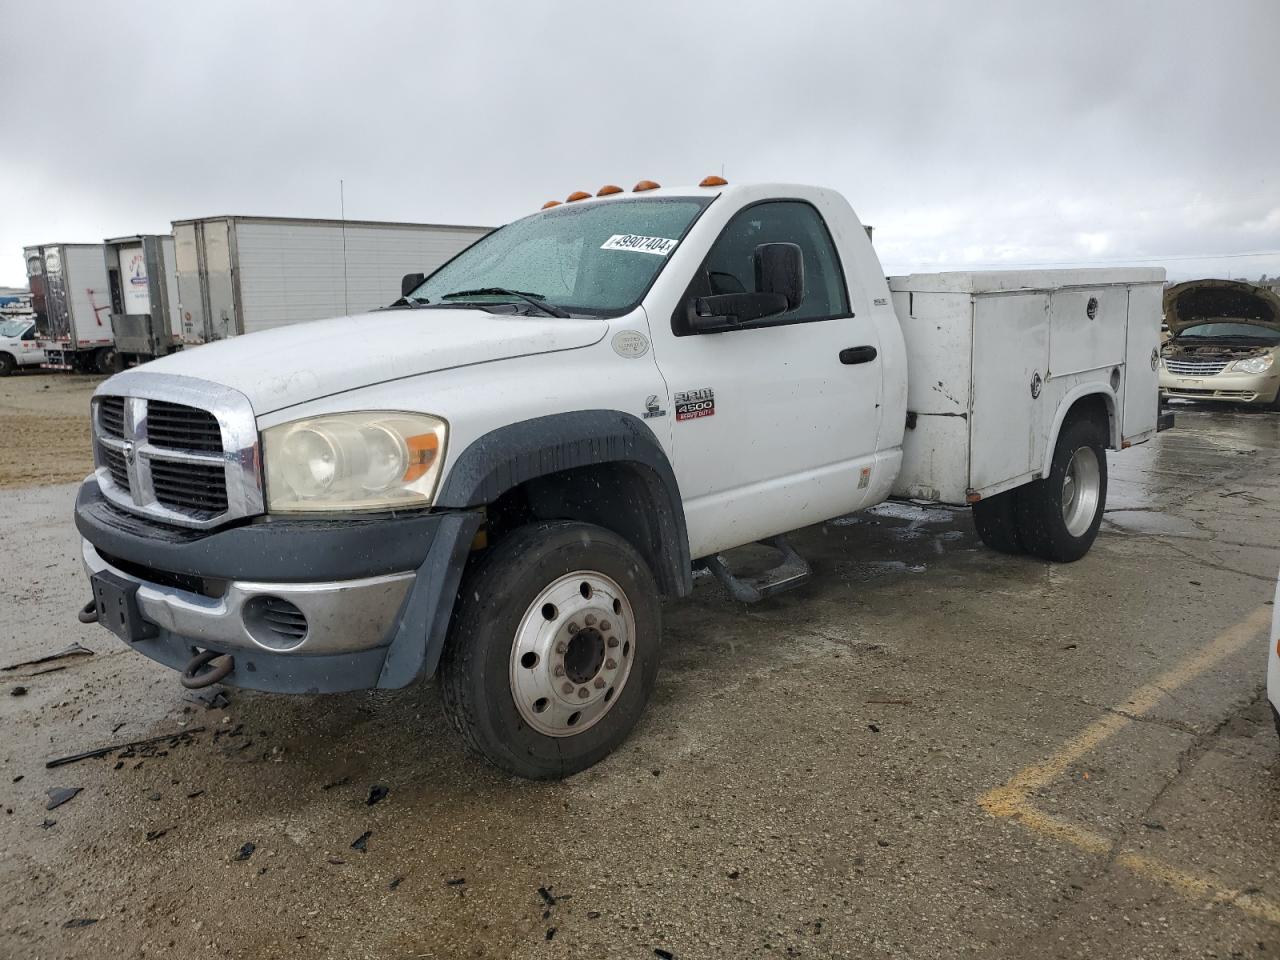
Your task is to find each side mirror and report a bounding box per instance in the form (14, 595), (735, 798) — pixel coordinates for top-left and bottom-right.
(754, 242), (803, 310)
(401, 272), (425, 297)
(686, 242), (805, 334)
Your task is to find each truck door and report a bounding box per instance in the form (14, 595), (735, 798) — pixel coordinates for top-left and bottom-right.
(656, 200), (884, 558)
(1120, 282), (1161, 441)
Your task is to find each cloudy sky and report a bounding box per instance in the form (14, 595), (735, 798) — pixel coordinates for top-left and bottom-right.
(1, 0), (1277, 287)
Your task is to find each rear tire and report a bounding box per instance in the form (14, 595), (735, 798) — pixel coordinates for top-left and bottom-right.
(971, 489), (1024, 554)
(1015, 416), (1108, 562)
(95, 347), (117, 375)
(439, 521), (662, 779)
(0, 353), (14, 377)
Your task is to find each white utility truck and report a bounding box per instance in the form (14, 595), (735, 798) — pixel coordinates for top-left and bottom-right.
(0, 315), (45, 375)
(171, 215), (491, 345)
(75, 180), (1167, 778)
(103, 234), (182, 369)
(27, 243), (116, 372)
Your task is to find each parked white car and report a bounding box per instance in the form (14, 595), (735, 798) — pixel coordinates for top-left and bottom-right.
(0, 316), (46, 375)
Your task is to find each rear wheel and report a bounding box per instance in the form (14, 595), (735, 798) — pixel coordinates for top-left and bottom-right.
(439, 521), (661, 779)
(0, 353), (14, 377)
(971, 489), (1024, 554)
(1015, 416), (1108, 562)
(95, 347), (117, 375)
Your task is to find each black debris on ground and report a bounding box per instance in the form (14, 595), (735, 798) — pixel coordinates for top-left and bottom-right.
(40, 819), (56, 830)
(184, 688), (230, 710)
(867, 723), (880, 733)
(148, 792), (161, 802)
(233, 842), (256, 861)
(327, 858), (345, 866)
(537, 886), (558, 906)
(351, 831), (372, 853)
(145, 829), (168, 842)
(10, 685), (26, 696)
(389, 876), (403, 890)
(186, 790), (204, 799)
(445, 877), (465, 886)
(62, 918), (98, 929)
(322, 776), (351, 791)
(545, 928), (557, 941)
(45, 727), (205, 769)
(12, 775), (22, 783)
(587, 911), (601, 920)
(45, 787), (82, 811)
(655, 949), (675, 959)
(365, 784), (389, 806)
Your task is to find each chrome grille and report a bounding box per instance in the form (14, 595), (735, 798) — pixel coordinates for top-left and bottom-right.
(1164, 357), (1228, 376)
(91, 372), (263, 530)
(99, 396), (126, 438)
(145, 400), (224, 452)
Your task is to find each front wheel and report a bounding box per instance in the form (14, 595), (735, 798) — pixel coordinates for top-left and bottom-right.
(0, 353), (14, 377)
(439, 521), (662, 779)
(1015, 416), (1109, 562)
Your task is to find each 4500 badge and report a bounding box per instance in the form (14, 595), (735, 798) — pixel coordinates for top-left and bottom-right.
(674, 388), (715, 422)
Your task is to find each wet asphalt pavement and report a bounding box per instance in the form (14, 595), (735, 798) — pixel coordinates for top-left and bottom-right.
(2, 405), (1279, 959)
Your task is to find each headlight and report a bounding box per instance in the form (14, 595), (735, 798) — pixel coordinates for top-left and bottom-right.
(1231, 355), (1275, 375)
(263, 412), (447, 513)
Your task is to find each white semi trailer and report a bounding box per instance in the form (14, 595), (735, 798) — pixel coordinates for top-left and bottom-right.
(103, 234), (182, 369)
(27, 243), (116, 373)
(171, 216), (491, 344)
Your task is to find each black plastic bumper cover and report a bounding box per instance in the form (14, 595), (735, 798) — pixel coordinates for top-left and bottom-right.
(74, 479), (481, 693)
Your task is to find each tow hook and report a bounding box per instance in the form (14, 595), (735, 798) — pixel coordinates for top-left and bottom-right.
(77, 600), (99, 624)
(180, 649), (235, 689)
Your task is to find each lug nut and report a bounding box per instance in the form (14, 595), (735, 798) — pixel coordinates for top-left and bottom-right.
(568, 622), (580, 635)
(605, 658), (617, 670)
(606, 637), (619, 648)
(553, 665), (565, 677)
(593, 677), (606, 689)
(578, 687), (589, 699)
(555, 641), (567, 654)
(561, 682), (574, 695)
(584, 614), (597, 626)
(600, 620), (611, 632)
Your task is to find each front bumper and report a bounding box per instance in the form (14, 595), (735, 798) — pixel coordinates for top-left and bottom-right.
(74, 478), (481, 693)
(1159, 367), (1280, 405)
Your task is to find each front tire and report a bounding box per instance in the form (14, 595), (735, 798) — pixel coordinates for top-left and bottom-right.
(0, 353), (14, 377)
(1015, 416), (1108, 562)
(439, 521), (662, 779)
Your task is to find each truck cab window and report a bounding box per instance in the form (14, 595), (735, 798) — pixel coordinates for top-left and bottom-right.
(676, 200), (850, 333)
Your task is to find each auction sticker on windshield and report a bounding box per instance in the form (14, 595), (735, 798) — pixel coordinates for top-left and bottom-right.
(601, 234), (678, 256)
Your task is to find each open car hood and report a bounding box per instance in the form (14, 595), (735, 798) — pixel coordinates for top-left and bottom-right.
(1164, 279), (1280, 337)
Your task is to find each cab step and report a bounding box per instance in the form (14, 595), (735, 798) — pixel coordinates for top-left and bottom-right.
(702, 535), (812, 604)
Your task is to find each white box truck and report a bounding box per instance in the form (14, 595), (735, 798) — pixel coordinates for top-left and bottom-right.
(31, 243), (116, 373)
(103, 234), (182, 369)
(171, 215), (491, 344)
(75, 179), (1169, 779)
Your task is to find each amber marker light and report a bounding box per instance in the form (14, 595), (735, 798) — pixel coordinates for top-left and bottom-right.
(597, 185), (623, 196)
(632, 180), (661, 192)
(699, 175), (728, 187)
(403, 433), (440, 483)
(541, 200), (561, 209)
(566, 191), (592, 202)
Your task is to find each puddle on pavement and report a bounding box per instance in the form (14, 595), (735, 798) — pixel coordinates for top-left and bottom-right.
(1103, 510), (1201, 537)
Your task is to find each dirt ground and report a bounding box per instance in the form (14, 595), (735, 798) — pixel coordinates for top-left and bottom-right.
(2, 402), (1279, 959)
(0, 371), (98, 488)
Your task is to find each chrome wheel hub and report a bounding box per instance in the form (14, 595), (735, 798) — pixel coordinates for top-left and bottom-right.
(1061, 446), (1101, 538)
(509, 570), (635, 737)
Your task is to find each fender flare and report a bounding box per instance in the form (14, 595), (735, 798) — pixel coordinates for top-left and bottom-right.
(1040, 384), (1118, 478)
(436, 409), (693, 598)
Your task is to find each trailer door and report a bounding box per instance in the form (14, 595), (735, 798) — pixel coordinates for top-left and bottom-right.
(202, 219), (239, 340)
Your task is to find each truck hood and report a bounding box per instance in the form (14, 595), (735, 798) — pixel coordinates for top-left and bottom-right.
(140, 309), (608, 414)
(1164, 279), (1280, 337)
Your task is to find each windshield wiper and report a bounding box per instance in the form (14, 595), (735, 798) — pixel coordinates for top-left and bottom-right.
(441, 287), (569, 319)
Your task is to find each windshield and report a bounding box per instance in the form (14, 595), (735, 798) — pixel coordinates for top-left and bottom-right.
(408, 197), (713, 316)
(0, 318), (31, 338)
(1178, 321), (1280, 343)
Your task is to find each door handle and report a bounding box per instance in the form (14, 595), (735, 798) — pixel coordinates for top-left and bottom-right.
(839, 345), (878, 365)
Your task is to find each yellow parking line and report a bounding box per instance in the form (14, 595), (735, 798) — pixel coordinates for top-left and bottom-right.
(979, 605), (1276, 923)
